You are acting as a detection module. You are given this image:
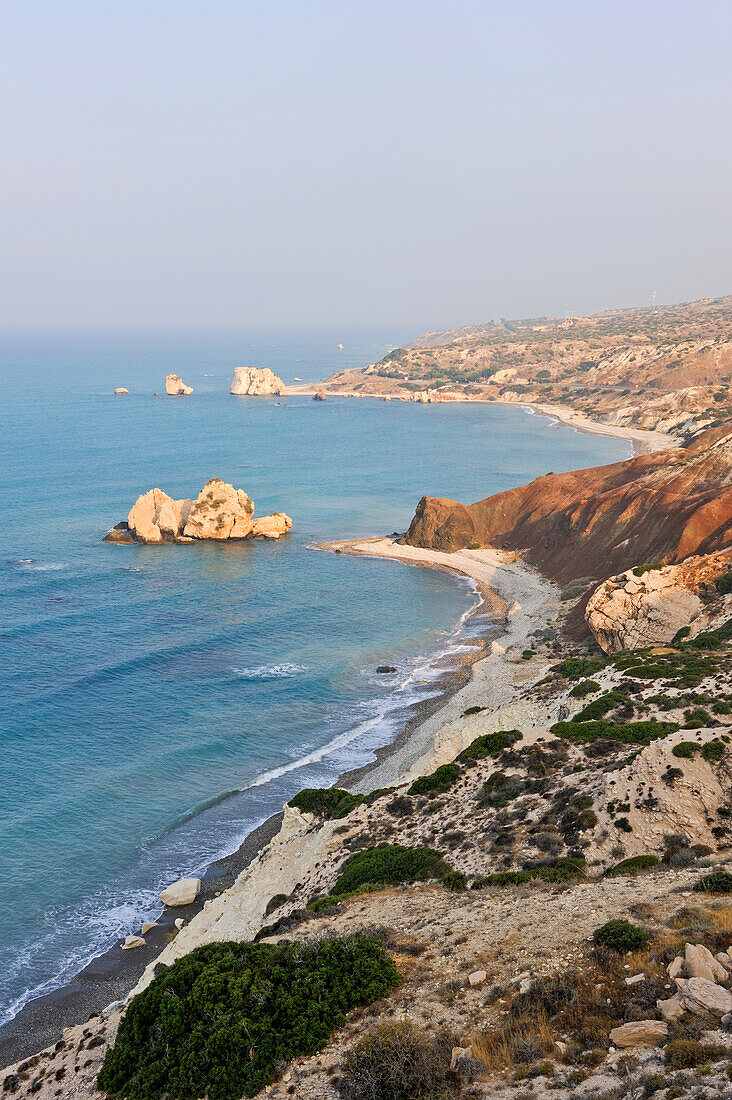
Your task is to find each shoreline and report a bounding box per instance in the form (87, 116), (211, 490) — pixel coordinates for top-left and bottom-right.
(286, 385), (676, 456)
(0, 549), (499, 1069)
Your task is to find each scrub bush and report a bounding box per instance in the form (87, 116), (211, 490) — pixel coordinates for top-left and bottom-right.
(593, 919), (649, 953)
(408, 763), (460, 796)
(289, 787), (364, 819)
(332, 845), (452, 896)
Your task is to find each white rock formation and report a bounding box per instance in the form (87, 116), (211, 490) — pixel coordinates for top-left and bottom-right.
(165, 373), (193, 396)
(678, 975), (732, 1017)
(159, 877), (201, 907)
(127, 489), (193, 545)
(230, 366), (285, 396)
(121, 935), (146, 950)
(249, 512), (292, 540)
(113, 387), (129, 395)
(183, 479), (255, 540)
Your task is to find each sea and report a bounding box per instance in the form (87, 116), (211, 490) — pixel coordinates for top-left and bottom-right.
(0, 330), (629, 1027)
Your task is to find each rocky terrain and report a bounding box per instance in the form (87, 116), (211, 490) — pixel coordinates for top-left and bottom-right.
(230, 366), (286, 396)
(103, 478), (292, 544)
(315, 295), (732, 438)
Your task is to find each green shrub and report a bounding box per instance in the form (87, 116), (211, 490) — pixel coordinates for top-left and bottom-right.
(578, 809), (598, 829)
(408, 763), (460, 797)
(569, 679), (600, 698)
(97, 936), (399, 1100)
(458, 729), (522, 761)
(462, 705), (484, 716)
(633, 562), (664, 577)
(479, 771), (524, 808)
(685, 618), (732, 648)
(552, 719), (678, 745)
(672, 741), (699, 758)
(572, 691), (625, 722)
(555, 656), (607, 680)
(559, 577), (593, 602)
(605, 855), (660, 877)
(521, 649), (535, 660)
(593, 919), (649, 953)
(671, 625), (691, 644)
(332, 845), (452, 896)
(289, 787), (364, 819)
(616, 816), (632, 833)
(683, 707), (712, 728)
(694, 870), (732, 894)
(715, 572), (732, 596)
(337, 1018), (453, 1099)
(441, 871), (468, 892)
(472, 857), (585, 889)
(665, 1039), (725, 1069)
(702, 739), (725, 762)
(572, 795), (593, 810)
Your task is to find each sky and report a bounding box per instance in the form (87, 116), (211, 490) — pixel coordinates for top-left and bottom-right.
(1, 0), (730, 334)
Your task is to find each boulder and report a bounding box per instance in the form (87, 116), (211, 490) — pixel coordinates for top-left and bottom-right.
(685, 943), (729, 983)
(657, 993), (685, 1021)
(249, 513), (293, 540)
(468, 969), (487, 987)
(230, 366), (286, 396)
(121, 935), (146, 950)
(586, 565), (703, 654)
(113, 387), (129, 395)
(313, 392), (326, 401)
(609, 1020), (668, 1048)
(159, 877), (201, 907)
(127, 488), (193, 544)
(103, 522), (134, 544)
(679, 976), (732, 1017)
(183, 479), (255, 540)
(141, 921), (158, 935)
(165, 373), (193, 396)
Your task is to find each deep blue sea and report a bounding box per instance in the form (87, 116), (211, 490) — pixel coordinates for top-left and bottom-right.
(0, 330), (629, 1025)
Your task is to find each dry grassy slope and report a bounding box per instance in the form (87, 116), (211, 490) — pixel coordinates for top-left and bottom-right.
(320, 295), (732, 435)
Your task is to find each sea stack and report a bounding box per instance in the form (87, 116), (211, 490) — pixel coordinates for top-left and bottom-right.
(165, 373), (193, 396)
(230, 366), (286, 396)
(104, 478), (292, 544)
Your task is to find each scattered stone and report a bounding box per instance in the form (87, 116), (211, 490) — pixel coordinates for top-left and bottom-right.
(668, 955), (685, 979)
(174, 918), (185, 930)
(609, 1020), (668, 1048)
(159, 877), (201, 907)
(657, 993), (685, 1021)
(625, 972), (646, 985)
(685, 943), (729, 982)
(468, 969), (487, 987)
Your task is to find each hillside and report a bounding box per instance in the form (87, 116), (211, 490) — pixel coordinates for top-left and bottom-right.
(317, 295), (732, 437)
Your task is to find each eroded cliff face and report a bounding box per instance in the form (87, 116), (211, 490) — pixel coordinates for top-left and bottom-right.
(402, 425), (732, 583)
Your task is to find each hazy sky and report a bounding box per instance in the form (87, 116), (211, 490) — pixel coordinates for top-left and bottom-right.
(1, 1), (730, 333)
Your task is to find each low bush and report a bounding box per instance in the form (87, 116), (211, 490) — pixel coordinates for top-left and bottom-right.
(605, 855), (660, 877)
(694, 870), (732, 894)
(472, 857), (585, 889)
(336, 1019), (454, 1100)
(552, 719), (679, 745)
(408, 763), (460, 796)
(672, 741), (698, 759)
(462, 705), (484, 716)
(665, 1039), (725, 1069)
(289, 787), (364, 819)
(555, 656), (607, 680)
(633, 562), (664, 577)
(684, 618), (732, 649)
(569, 679), (600, 699)
(479, 771), (524, 809)
(441, 871), (468, 892)
(97, 936), (399, 1100)
(673, 739), (725, 762)
(458, 729), (522, 761)
(332, 845), (452, 896)
(593, 919), (649, 953)
(683, 707), (713, 728)
(715, 572), (732, 596)
(572, 691), (625, 722)
(559, 577), (593, 602)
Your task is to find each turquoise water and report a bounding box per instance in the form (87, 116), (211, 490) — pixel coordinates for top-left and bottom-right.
(0, 331), (629, 1024)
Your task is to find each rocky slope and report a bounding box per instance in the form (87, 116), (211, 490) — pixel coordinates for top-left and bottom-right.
(316, 295), (732, 437)
(104, 478), (292, 544)
(402, 424), (732, 584)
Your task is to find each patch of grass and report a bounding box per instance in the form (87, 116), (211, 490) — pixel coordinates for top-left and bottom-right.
(458, 729), (522, 761)
(337, 1019), (454, 1100)
(605, 855), (660, 877)
(332, 845), (452, 896)
(593, 919), (649, 953)
(694, 870), (732, 894)
(97, 936), (399, 1100)
(572, 795), (594, 810)
(552, 719), (678, 745)
(408, 763), (460, 797)
(288, 787), (364, 819)
(665, 1039), (725, 1069)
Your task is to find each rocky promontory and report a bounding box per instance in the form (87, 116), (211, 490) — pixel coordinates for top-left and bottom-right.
(230, 366), (286, 396)
(104, 478), (292, 544)
(165, 373), (193, 395)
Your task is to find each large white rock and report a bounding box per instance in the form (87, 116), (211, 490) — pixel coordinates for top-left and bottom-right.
(165, 373), (193, 396)
(127, 488), (193, 544)
(249, 513), (293, 540)
(121, 934), (146, 950)
(230, 367), (286, 396)
(183, 479), (255, 540)
(113, 387), (129, 395)
(609, 1020), (668, 1048)
(159, 877), (201, 907)
(685, 943), (729, 983)
(680, 976), (732, 1017)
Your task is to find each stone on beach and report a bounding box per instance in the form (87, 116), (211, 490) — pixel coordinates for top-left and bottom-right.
(159, 877), (201, 907)
(165, 373), (193, 396)
(121, 935), (146, 950)
(679, 976), (732, 1017)
(230, 366), (286, 396)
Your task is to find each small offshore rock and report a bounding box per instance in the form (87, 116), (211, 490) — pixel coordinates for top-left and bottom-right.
(159, 877), (201, 907)
(103, 522), (134, 544)
(376, 666), (397, 674)
(113, 387), (128, 395)
(230, 366), (286, 396)
(313, 392), (326, 401)
(165, 373), (193, 396)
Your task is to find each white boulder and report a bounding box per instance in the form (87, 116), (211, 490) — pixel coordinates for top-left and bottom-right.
(159, 877), (201, 907)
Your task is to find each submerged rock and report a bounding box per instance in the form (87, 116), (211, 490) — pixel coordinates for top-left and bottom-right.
(105, 479), (291, 545)
(230, 366), (286, 396)
(165, 373), (193, 396)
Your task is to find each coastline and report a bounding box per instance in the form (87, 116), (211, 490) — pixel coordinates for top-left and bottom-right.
(0, 538), (555, 1069)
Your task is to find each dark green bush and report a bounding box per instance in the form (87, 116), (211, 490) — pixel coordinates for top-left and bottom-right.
(672, 741), (699, 758)
(408, 763), (460, 797)
(441, 871), (468, 892)
(479, 770), (524, 808)
(683, 707), (712, 728)
(555, 656), (607, 681)
(552, 719), (678, 745)
(472, 857), (585, 889)
(572, 794), (593, 810)
(715, 572), (732, 596)
(605, 855), (660, 877)
(97, 936), (399, 1100)
(336, 1018), (454, 1099)
(684, 618), (732, 648)
(289, 787), (364, 819)
(694, 870), (732, 894)
(616, 816), (633, 832)
(569, 679), (600, 699)
(593, 919), (649, 953)
(572, 691), (625, 722)
(458, 729), (522, 761)
(702, 739), (725, 762)
(462, 705), (484, 716)
(332, 845), (452, 896)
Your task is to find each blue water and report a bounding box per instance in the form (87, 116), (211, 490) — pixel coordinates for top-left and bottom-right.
(0, 331), (629, 1024)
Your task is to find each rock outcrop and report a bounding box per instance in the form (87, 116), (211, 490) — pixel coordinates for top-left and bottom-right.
(586, 551), (732, 652)
(104, 479), (292, 545)
(165, 374), (193, 396)
(230, 367), (286, 396)
(402, 424), (732, 583)
(113, 387), (128, 395)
